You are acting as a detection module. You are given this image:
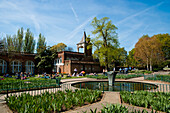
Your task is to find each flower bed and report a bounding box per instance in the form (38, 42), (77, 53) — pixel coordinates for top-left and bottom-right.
(120, 91), (170, 112)
(5, 89), (102, 113)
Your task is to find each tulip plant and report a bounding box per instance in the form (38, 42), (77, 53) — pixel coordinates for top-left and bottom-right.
(5, 89), (102, 113)
(120, 91), (170, 113)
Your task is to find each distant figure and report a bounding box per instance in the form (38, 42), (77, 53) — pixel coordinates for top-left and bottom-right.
(119, 68), (122, 73)
(103, 69), (105, 75)
(74, 68), (77, 75)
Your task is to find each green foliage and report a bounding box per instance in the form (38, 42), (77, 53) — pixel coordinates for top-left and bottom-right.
(2, 27), (45, 53)
(120, 91), (170, 112)
(91, 17), (119, 69)
(35, 47), (57, 73)
(86, 75), (108, 79)
(5, 89), (102, 113)
(146, 75), (170, 83)
(86, 74), (143, 79)
(23, 28), (35, 53)
(0, 79), (61, 93)
(88, 104), (153, 113)
(127, 48), (139, 67)
(50, 42), (67, 52)
(116, 74), (143, 79)
(36, 33), (46, 53)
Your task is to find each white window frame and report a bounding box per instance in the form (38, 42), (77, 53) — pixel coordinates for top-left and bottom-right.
(11, 60), (22, 73)
(25, 61), (35, 74)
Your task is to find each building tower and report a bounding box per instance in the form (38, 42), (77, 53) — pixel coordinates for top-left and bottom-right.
(77, 31), (92, 56)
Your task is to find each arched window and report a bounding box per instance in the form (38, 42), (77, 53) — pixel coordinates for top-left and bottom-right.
(0, 59), (7, 74)
(25, 61), (35, 74)
(53, 59), (57, 73)
(53, 57), (62, 73)
(11, 60), (22, 73)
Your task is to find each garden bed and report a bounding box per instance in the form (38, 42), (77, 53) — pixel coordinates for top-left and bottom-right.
(120, 91), (170, 113)
(145, 75), (170, 83)
(5, 89), (103, 113)
(0, 79), (61, 93)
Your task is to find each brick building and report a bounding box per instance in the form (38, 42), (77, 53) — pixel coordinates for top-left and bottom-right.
(0, 32), (101, 75)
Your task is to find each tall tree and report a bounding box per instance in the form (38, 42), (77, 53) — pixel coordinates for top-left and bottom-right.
(127, 48), (139, 67)
(37, 33), (46, 53)
(3, 35), (18, 52)
(134, 35), (163, 71)
(0, 38), (4, 52)
(152, 33), (170, 60)
(35, 46), (57, 73)
(23, 29), (35, 53)
(134, 35), (150, 70)
(91, 17), (119, 70)
(16, 27), (24, 52)
(51, 43), (67, 52)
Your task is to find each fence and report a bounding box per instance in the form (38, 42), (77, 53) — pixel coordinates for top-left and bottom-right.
(0, 80), (169, 100)
(144, 74), (170, 83)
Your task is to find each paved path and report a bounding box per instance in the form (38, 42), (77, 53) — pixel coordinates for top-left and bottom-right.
(63, 92), (121, 113)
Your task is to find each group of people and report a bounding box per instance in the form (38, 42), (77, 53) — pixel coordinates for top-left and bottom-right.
(3, 73), (12, 78)
(38, 72), (60, 79)
(15, 72), (34, 80)
(72, 68), (85, 77)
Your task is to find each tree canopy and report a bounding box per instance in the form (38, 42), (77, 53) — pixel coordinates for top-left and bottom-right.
(37, 33), (46, 53)
(90, 17), (119, 70)
(2, 27), (45, 53)
(51, 43), (67, 52)
(35, 47), (57, 73)
(134, 34), (167, 71)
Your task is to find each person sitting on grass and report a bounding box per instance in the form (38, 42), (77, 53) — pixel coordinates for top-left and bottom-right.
(21, 72), (27, 80)
(0, 77), (4, 80)
(67, 74), (71, 77)
(16, 72), (21, 79)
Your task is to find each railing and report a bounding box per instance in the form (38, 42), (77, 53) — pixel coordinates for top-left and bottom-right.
(0, 78), (61, 94)
(0, 80), (169, 100)
(144, 74), (170, 83)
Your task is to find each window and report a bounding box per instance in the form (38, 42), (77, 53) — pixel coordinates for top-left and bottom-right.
(25, 61), (35, 74)
(11, 60), (22, 73)
(53, 59), (57, 72)
(53, 57), (63, 73)
(0, 59), (7, 74)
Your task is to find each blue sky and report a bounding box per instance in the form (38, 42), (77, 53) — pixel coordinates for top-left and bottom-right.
(0, 0), (170, 52)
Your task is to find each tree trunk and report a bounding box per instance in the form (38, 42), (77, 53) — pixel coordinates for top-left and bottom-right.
(150, 58), (152, 71)
(147, 57), (149, 70)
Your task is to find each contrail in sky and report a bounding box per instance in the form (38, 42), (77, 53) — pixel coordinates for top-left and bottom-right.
(66, 15), (96, 41)
(70, 3), (79, 23)
(117, 1), (164, 25)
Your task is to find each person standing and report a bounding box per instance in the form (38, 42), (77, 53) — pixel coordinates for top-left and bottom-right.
(74, 68), (77, 75)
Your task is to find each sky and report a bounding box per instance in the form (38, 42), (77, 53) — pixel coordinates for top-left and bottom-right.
(0, 0), (170, 52)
